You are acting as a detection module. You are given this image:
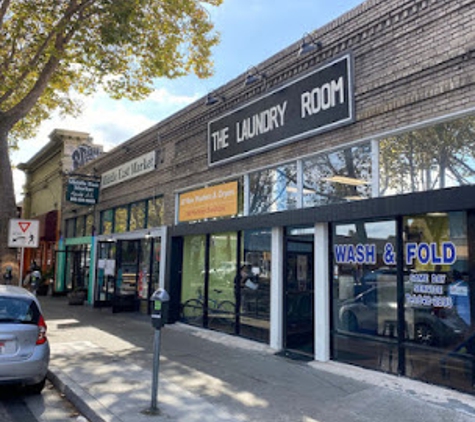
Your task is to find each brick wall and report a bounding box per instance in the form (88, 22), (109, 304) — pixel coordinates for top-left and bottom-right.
(71, 0), (475, 228)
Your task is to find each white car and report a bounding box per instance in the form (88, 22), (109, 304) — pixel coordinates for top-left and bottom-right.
(0, 285), (50, 393)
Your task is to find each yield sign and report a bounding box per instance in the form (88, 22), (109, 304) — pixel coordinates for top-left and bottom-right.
(18, 222), (31, 233)
(8, 219), (40, 248)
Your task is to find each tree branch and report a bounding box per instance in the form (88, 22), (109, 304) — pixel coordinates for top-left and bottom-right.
(0, 0), (97, 106)
(0, 0), (11, 32)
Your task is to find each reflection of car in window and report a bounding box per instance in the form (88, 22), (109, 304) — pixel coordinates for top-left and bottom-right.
(338, 284), (468, 346)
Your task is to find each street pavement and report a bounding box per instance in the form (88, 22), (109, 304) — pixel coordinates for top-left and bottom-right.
(39, 295), (475, 422)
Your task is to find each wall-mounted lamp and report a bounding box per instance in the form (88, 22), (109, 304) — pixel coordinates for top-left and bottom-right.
(244, 66), (266, 87)
(145, 231), (152, 240)
(297, 33), (323, 57)
(205, 92), (225, 106)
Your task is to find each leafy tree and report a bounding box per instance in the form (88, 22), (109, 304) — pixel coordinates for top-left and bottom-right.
(0, 0), (222, 279)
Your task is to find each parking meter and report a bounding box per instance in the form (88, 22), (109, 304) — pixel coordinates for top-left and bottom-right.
(150, 288), (170, 330)
(146, 288), (170, 415)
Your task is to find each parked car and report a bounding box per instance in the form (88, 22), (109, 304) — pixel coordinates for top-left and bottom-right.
(338, 283), (468, 347)
(0, 285), (50, 393)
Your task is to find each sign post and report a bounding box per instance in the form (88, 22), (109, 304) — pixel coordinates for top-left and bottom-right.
(8, 219), (40, 286)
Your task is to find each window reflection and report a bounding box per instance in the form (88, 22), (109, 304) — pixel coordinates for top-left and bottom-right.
(249, 164), (298, 215)
(130, 201), (146, 231)
(304, 143), (372, 207)
(114, 207), (127, 233)
(379, 115), (475, 196)
(403, 212), (470, 348)
(147, 197), (164, 228)
(100, 209), (113, 235)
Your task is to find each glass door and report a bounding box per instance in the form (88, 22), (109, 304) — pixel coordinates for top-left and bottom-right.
(95, 241), (116, 307)
(284, 227), (314, 357)
(113, 240), (140, 312)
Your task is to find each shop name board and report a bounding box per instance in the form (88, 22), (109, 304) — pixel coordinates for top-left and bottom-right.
(178, 181), (238, 222)
(334, 242), (456, 266)
(101, 151), (155, 189)
(208, 54), (354, 166)
(66, 178), (100, 205)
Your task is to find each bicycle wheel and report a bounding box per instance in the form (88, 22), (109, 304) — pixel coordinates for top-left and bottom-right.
(182, 299), (204, 326)
(216, 300), (236, 332)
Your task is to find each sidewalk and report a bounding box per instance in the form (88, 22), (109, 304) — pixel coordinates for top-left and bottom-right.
(39, 295), (475, 422)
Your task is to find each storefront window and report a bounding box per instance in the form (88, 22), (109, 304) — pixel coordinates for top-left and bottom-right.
(240, 229), (271, 343)
(181, 235), (206, 326)
(114, 206), (128, 233)
(65, 218), (75, 238)
(85, 214), (94, 236)
(147, 197), (164, 228)
(75, 216), (85, 237)
(249, 163), (298, 215)
(402, 212), (474, 391)
(379, 115), (475, 196)
(332, 219), (398, 373)
(303, 143), (372, 207)
(100, 209), (113, 235)
(130, 201), (146, 231)
(208, 232), (237, 334)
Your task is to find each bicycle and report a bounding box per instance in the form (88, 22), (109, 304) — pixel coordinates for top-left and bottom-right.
(181, 287), (235, 331)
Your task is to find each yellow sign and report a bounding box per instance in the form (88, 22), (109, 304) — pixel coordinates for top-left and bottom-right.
(179, 181), (238, 222)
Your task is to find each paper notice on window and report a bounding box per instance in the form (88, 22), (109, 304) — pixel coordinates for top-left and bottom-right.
(104, 259), (116, 276)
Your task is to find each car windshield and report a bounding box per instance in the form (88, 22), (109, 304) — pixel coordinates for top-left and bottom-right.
(0, 297), (40, 324)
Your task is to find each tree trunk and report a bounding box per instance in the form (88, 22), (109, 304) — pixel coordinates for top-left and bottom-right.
(0, 121), (20, 284)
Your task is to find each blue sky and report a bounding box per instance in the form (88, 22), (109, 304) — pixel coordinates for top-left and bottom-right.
(11, 0), (364, 202)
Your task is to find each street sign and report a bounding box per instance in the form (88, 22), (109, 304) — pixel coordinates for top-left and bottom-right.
(8, 219), (40, 248)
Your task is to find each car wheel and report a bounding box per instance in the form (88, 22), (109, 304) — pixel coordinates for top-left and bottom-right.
(26, 377), (46, 395)
(341, 311), (359, 332)
(414, 323), (436, 346)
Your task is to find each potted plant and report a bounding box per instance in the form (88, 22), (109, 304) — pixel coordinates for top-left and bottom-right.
(67, 286), (88, 305)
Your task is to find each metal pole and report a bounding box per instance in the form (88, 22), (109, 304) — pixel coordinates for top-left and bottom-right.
(19, 247), (24, 287)
(150, 328), (162, 413)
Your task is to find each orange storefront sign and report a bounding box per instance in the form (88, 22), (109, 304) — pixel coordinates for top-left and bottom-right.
(178, 181), (238, 222)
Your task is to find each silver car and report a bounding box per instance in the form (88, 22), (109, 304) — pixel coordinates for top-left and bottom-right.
(0, 285), (50, 393)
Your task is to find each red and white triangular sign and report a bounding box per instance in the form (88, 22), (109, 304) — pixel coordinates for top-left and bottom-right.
(18, 222), (31, 232)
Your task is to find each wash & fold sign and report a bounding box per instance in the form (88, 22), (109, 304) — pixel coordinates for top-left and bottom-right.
(334, 242), (456, 266)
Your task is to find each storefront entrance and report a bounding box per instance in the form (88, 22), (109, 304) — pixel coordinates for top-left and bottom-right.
(95, 241), (116, 307)
(113, 237), (161, 313)
(63, 245), (91, 292)
(284, 227), (314, 357)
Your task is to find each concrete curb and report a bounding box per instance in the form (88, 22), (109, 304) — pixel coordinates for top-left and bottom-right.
(47, 367), (117, 422)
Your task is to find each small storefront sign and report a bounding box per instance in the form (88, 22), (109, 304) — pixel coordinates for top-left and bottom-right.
(208, 53), (354, 166)
(178, 181), (238, 222)
(101, 151), (155, 189)
(66, 178), (100, 205)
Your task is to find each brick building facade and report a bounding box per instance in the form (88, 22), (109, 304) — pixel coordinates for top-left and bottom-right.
(62, 0), (475, 393)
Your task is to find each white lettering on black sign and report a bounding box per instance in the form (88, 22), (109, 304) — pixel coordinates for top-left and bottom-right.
(208, 54), (354, 166)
